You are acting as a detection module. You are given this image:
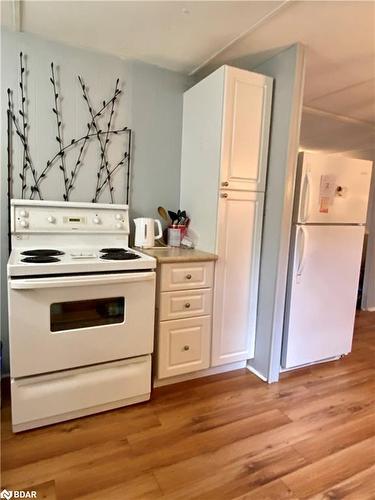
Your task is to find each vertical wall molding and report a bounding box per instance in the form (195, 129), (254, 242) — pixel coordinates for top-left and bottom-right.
(362, 169), (375, 311)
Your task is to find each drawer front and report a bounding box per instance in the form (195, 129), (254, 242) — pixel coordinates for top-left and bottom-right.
(158, 316), (211, 378)
(11, 356), (151, 427)
(160, 261), (214, 291)
(159, 288), (212, 321)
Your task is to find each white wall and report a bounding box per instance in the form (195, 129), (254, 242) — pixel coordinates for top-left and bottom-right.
(0, 29), (191, 375)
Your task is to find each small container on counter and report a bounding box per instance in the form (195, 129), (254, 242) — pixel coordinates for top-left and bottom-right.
(168, 225), (186, 247)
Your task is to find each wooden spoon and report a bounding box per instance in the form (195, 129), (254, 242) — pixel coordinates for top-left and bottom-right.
(158, 206), (170, 223)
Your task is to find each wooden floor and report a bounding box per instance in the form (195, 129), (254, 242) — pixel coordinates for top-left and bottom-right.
(1, 311), (374, 500)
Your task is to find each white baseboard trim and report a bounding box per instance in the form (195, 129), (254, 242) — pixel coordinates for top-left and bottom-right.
(362, 307), (375, 312)
(153, 361), (247, 387)
(246, 363), (268, 382)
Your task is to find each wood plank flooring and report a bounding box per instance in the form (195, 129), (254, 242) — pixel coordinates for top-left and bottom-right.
(1, 310), (374, 499)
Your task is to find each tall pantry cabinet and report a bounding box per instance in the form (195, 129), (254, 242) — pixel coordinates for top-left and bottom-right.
(180, 65), (273, 366)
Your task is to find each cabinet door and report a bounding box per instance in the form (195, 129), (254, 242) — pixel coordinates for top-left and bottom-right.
(158, 316), (211, 379)
(212, 191), (264, 366)
(220, 66), (273, 192)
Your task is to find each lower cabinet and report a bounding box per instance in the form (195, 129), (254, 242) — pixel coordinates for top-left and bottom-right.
(154, 245), (261, 383)
(155, 259), (214, 382)
(158, 316), (211, 378)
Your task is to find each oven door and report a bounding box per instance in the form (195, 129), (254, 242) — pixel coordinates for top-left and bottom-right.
(8, 272), (156, 378)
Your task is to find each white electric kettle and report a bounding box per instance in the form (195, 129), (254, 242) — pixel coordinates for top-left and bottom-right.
(134, 218), (163, 248)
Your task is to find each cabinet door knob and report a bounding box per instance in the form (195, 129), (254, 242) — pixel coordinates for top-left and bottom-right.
(184, 303), (191, 309)
(186, 274), (192, 280)
(183, 345), (190, 351)
(220, 193), (228, 199)
(221, 181), (229, 187)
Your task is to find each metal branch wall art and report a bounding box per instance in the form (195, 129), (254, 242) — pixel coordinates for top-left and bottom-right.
(7, 52), (132, 204)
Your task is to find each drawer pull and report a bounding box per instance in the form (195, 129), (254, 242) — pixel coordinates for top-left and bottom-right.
(183, 345), (190, 351)
(221, 181), (229, 187)
(184, 303), (191, 309)
(186, 274), (192, 280)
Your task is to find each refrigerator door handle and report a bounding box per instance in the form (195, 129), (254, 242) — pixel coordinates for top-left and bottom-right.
(296, 226), (308, 283)
(300, 171), (311, 222)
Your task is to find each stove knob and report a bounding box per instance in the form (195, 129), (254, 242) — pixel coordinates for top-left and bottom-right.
(20, 220), (29, 228)
(47, 216), (56, 224)
(93, 217), (101, 225)
(115, 214), (123, 220)
(116, 222), (123, 229)
(20, 210), (28, 218)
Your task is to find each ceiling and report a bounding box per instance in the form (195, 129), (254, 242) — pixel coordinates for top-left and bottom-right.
(2, 0), (375, 160)
(300, 107), (375, 162)
(1, 1), (285, 74)
(192, 0), (375, 161)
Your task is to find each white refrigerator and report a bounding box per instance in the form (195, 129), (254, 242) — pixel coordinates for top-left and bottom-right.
(282, 152), (373, 369)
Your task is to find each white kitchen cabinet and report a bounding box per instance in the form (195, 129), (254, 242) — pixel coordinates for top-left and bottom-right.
(180, 64), (272, 369)
(212, 191), (264, 365)
(144, 250), (217, 384)
(220, 67), (272, 192)
(180, 65), (272, 252)
(158, 316), (211, 378)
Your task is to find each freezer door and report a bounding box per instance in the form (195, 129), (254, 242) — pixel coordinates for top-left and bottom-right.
(282, 225), (364, 369)
(295, 152), (372, 224)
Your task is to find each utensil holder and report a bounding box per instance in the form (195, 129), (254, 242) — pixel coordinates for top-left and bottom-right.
(168, 226), (186, 247)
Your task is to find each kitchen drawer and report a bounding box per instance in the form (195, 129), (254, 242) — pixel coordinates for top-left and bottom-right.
(160, 261), (214, 292)
(159, 288), (212, 321)
(158, 316), (211, 378)
(11, 356), (151, 430)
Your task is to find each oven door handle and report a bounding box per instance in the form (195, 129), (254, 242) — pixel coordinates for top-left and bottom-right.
(10, 272), (155, 290)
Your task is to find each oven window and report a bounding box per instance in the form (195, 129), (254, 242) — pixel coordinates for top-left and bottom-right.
(50, 297), (125, 332)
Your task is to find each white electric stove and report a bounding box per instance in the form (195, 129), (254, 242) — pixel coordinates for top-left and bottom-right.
(7, 199), (157, 432)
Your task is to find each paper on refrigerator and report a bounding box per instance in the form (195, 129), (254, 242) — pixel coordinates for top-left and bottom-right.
(319, 174), (336, 213)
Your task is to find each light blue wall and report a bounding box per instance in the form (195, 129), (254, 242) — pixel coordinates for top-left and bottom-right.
(362, 170), (375, 310)
(129, 60), (191, 222)
(0, 29), (191, 375)
(248, 45), (305, 382)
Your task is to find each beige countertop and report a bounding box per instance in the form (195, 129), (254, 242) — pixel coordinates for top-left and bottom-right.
(139, 247), (218, 263)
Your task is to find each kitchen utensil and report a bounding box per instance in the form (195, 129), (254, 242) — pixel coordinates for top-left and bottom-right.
(134, 218), (163, 248)
(158, 206), (170, 223)
(168, 210), (178, 223)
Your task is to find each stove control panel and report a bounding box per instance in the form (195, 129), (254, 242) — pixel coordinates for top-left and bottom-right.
(12, 202), (130, 234)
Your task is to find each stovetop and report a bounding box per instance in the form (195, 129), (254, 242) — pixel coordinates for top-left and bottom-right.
(8, 247), (156, 277)
(8, 200), (157, 277)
